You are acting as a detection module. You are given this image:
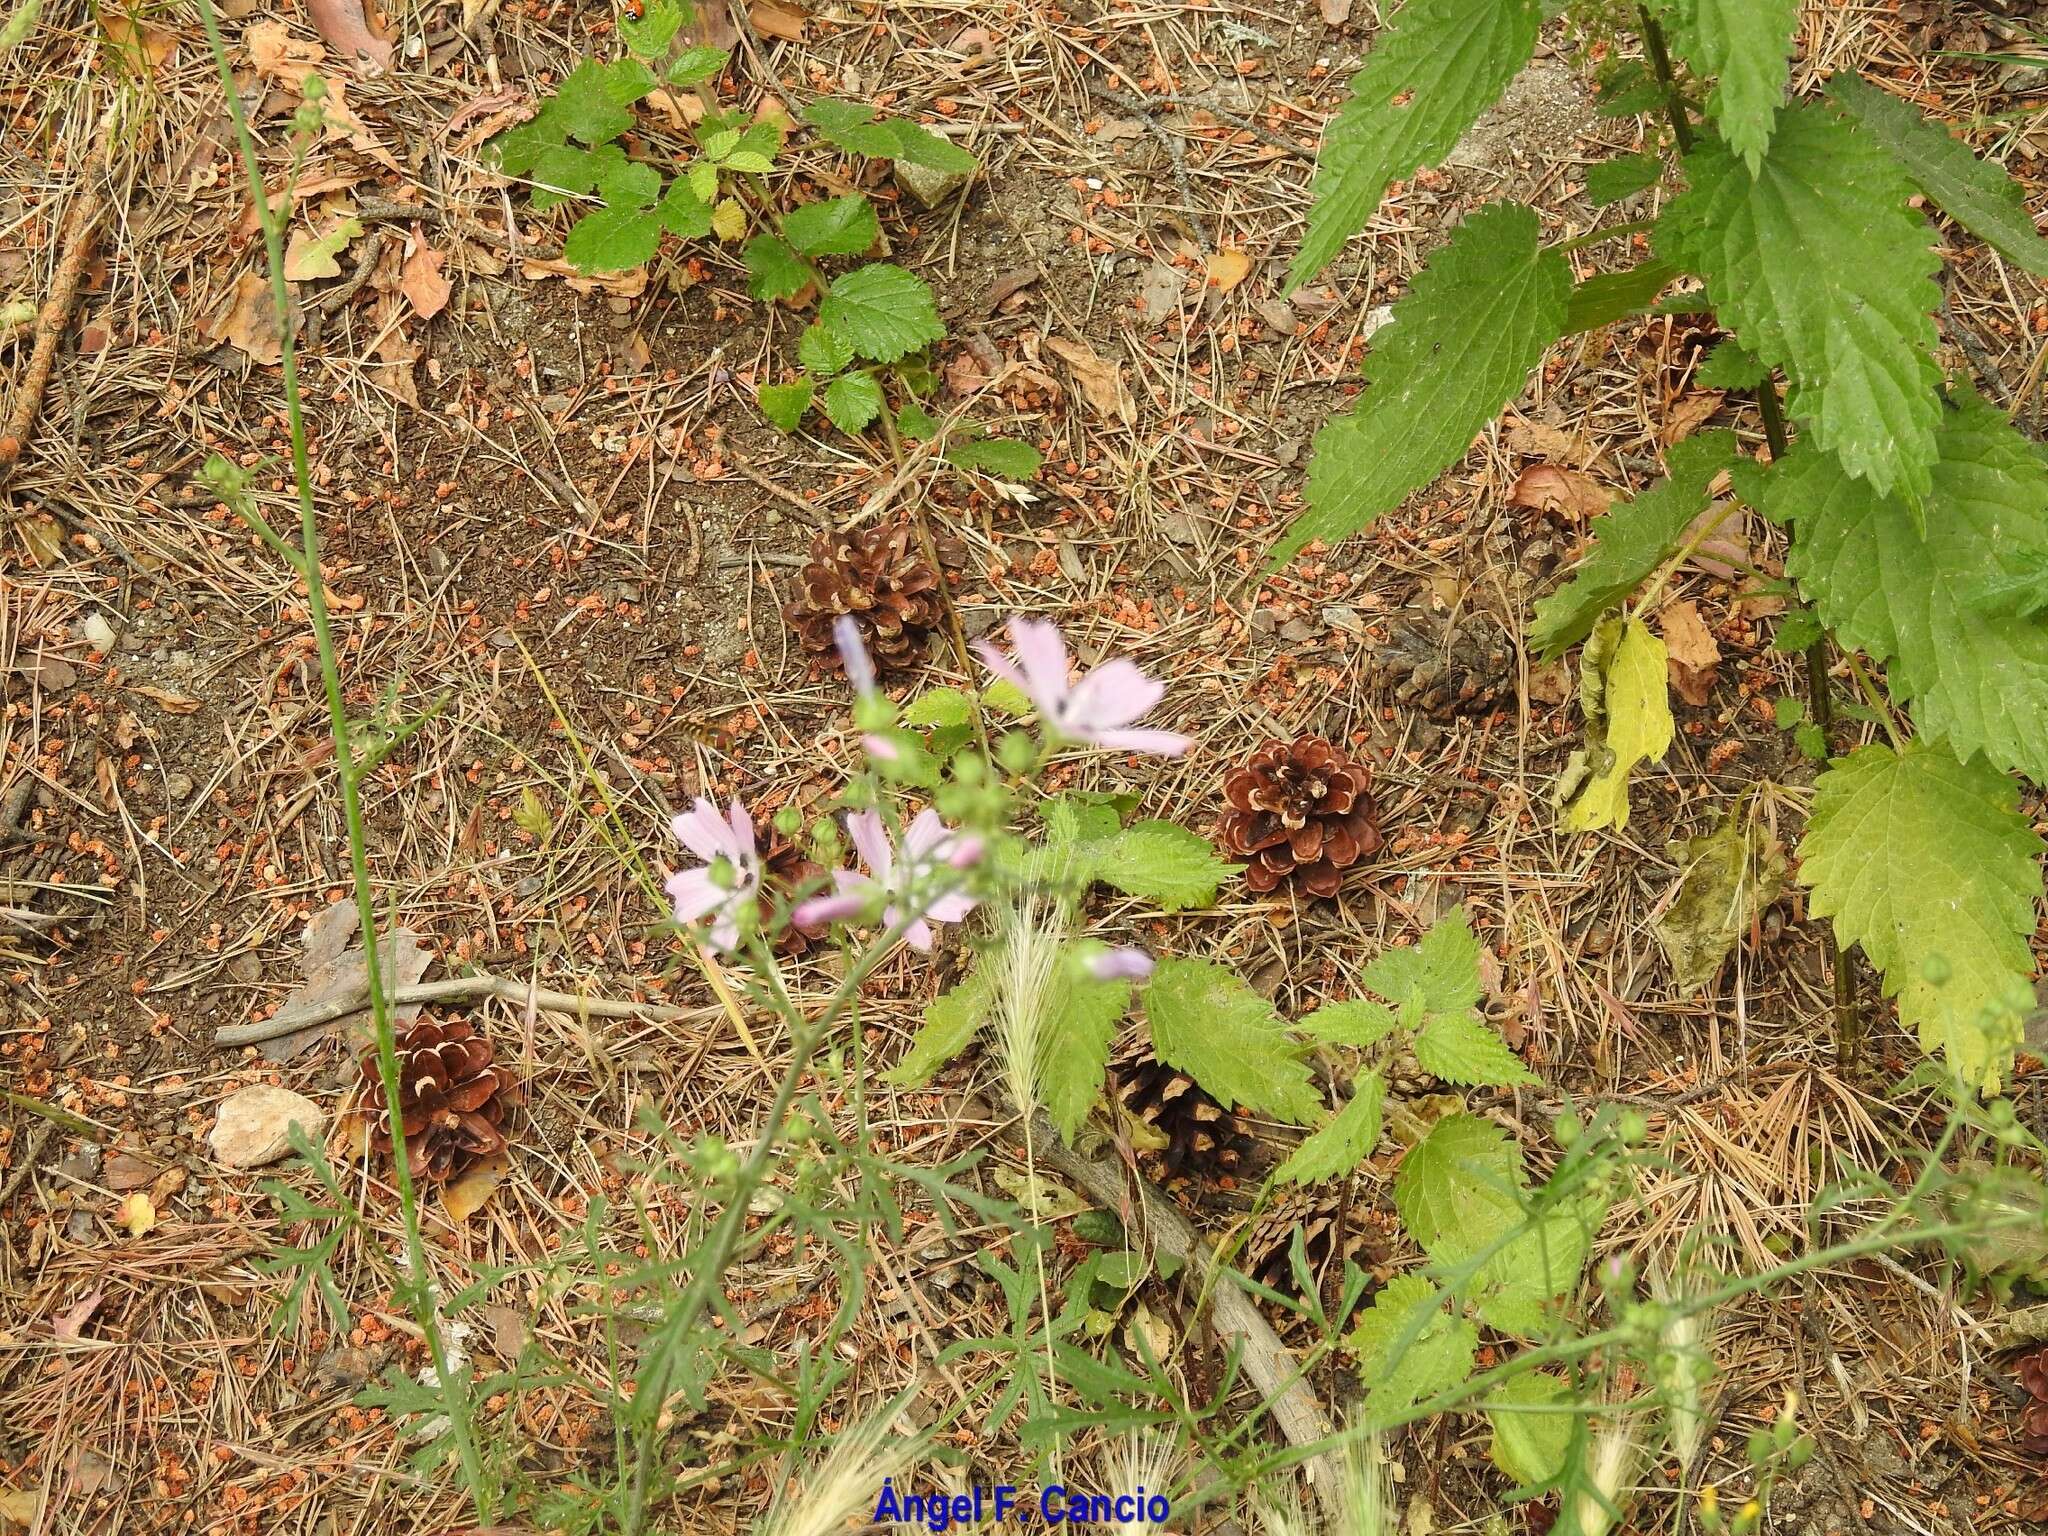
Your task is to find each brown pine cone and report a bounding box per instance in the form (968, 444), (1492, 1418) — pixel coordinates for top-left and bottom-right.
(1113, 1053), (1257, 1185)
(1374, 609), (1516, 721)
(1242, 1184), (1393, 1304)
(760, 832), (827, 957)
(1216, 736), (1383, 899)
(359, 1020), (517, 1183)
(2017, 1347), (2048, 1453)
(784, 517), (965, 674)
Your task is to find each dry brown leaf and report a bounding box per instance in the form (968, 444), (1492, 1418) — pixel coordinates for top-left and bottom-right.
(1043, 335), (1135, 426)
(479, 1302), (530, 1359)
(211, 271), (283, 364)
(1136, 261), (1183, 324)
(1509, 462), (1611, 522)
(1677, 499), (1751, 582)
(1321, 0), (1354, 18)
(1661, 599), (1722, 707)
(441, 1152), (508, 1222)
(520, 258), (647, 297)
(644, 88), (706, 131)
(0, 1489), (42, 1529)
(132, 684), (201, 712)
(1504, 417), (1593, 466)
(691, 0), (740, 46)
(306, 0), (394, 70)
(1206, 247), (1253, 293)
(102, 11), (177, 71)
(748, 0), (806, 41)
(1658, 391), (1725, 445)
(400, 238), (452, 319)
(261, 899), (434, 1060)
(246, 19), (323, 86)
(50, 1289), (104, 1341)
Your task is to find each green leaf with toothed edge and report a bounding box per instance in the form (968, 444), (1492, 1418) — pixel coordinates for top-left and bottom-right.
(757, 379), (814, 433)
(1345, 1274), (1479, 1423)
(563, 207), (661, 273)
(1827, 72), (2048, 278)
(1799, 741), (2042, 1094)
(798, 323), (853, 377)
(1279, 203), (1570, 567)
(742, 234), (811, 300)
(945, 438), (1043, 481)
(1585, 151), (1664, 205)
(820, 263), (945, 363)
(1142, 959), (1323, 1125)
(1275, 1070), (1385, 1185)
(1289, 0), (1542, 288)
(822, 372), (884, 433)
(781, 194), (880, 256)
(1659, 0), (1800, 172)
(885, 967), (994, 1087)
(1561, 259), (1680, 335)
(803, 98), (979, 174)
(1040, 968), (1134, 1144)
(1658, 102), (1942, 504)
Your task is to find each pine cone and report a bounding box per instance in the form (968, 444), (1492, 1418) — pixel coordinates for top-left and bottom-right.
(784, 517), (964, 674)
(1216, 736), (1383, 898)
(1113, 1053), (1257, 1185)
(359, 1020), (517, 1183)
(1242, 1185), (1392, 1303)
(1374, 609), (1516, 721)
(2017, 1347), (2048, 1453)
(760, 832), (827, 957)
(1639, 315), (1727, 396)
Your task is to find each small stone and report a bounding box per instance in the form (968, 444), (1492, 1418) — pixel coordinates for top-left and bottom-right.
(228, 953), (263, 984)
(893, 159), (972, 208)
(165, 772), (194, 801)
(208, 1085), (325, 1169)
(79, 612), (118, 654)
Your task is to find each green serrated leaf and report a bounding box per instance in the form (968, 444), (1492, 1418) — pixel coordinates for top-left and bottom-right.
(1276, 1070), (1385, 1185)
(1694, 338), (1767, 391)
(1656, 811), (1787, 995)
(821, 263), (945, 362)
(1143, 958), (1323, 1125)
(491, 108), (570, 177)
(743, 234), (812, 300)
(555, 58), (640, 145)
(1093, 821), (1237, 912)
(595, 158), (661, 210)
(687, 159), (720, 204)
(1595, 59), (1663, 119)
(1736, 388), (2048, 780)
(1800, 742), (2042, 1093)
(1557, 615), (1673, 832)
(564, 206), (662, 272)
(1586, 151), (1664, 205)
(902, 687), (973, 729)
(1280, 203), (1570, 566)
(723, 149), (775, 174)
(1346, 1274), (1479, 1424)
(1362, 908), (1484, 1017)
(757, 379), (814, 432)
(782, 194), (879, 256)
(1659, 101), (1941, 503)
(803, 98), (978, 173)
(667, 44), (728, 87)
(885, 968), (994, 1086)
(823, 371), (884, 432)
(1530, 429), (1741, 658)
(1413, 1009), (1538, 1087)
(1485, 1372), (1576, 1487)
(1290, 0), (1543, 287)
(618, 0), (682, 56)
(1042, 968), (1134, 1143)
(1560, 258), (1681, 335)
(796, 323), (853, 377)
(1664, 0), (1800, 172)
(660, 179), (714, 238)
(1297, 999), (1403, 1048)
(1827, 73), (2048, 278)
(946, 438), (1044, 481)
(897, 401), (939, 440)
(529, 142), (611, 209)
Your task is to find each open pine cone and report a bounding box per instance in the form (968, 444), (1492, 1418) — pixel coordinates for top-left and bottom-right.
(1216, 736), (1383, 898)
(359, 1020), (517, 1183)
(2016, 1346), (2048, 1453)
(1113, 1053), (1257, 1185)
(1374, 609), (1516, 721)
(759, 832), (827, 957)
(784, 517), (964, 674)
(1243, 1185), (1393, 1305)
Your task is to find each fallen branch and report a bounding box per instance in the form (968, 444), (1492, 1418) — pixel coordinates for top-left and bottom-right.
(214, 972), (701, 1048)
(0, 107), (114, 489)
(972, 1095), (1344, 1520)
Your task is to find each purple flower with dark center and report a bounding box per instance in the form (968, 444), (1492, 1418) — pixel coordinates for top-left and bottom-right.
(793, 808), (980, 951)
(665, 797), (762, 954)
(975, 617), (1191, 756)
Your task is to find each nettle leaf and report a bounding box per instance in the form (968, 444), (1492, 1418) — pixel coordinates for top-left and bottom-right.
(1662, 0), (1800, 172)
(1560, 259), (1680, 335)
(1694, 339), (1766, 391)
(743, 234), (812, 301)
(1346, 1274), (1479, 1424)
(1658, 101), (1941, 503)
(1736, 389), (2048, 780)
(946, 438), (1043, 481)
(1276, 1069), (1385, 1185)
(564, 207), (662, 273)
(897, 401), (939, 441)
(1396, 1114), (1596, 1337)
(1585, 151), (1663, 205)
(1414, 1010), (1537, 1088)
(757, 379), (814, 433)
(1297, 998), (1403, 1048)
(1530, 429), (1740, 658)
(1827, 73), (2048, 278)
(1557, 615), (1672, 833)
(885, 967), (994, 1086)
(1100, 822), (1237, 911)
(1485, 1372), (1576, 1487)
(798, 322), (853, 376)
(1800, 742), (2042, 1093)
(820, 263), (945, 363)
(782, 194), (880, 256)
(1355, 911), (1535, 1087)
(1041, 968), (1135, 1143)
(823, 372), (884, 433)
(803, 98), (979, 173)
(1282, 203), (1570, 565)
(1290, 0), (1543, 287)
(1143, 958), (1323, 1125)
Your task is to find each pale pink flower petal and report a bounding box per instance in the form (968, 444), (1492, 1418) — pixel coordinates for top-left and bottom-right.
(671, 798), (738, 863)
(902, 918), (938, 952)
(975, 616), (1187, 757)
(1007, 617), (1070, 700)
(833, 614), (877, 698)
(1087, 946), (1155, 982)
(846, 810), (894, 884)
(665, 867), (726, 923)
(1093, 727), (1193, 757)
(1066, 658), (1165, 731)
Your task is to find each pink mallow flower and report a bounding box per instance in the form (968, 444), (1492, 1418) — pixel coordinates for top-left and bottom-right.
(1085, 946), (1155, 983)
(975, 617), (1191, 756)
(665, 797), (763, 954)
(794, 809), (980, 951)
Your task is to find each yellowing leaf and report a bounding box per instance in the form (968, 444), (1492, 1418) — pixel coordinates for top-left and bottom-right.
(440, 1152), (508, 1222)
(283, 215), (363, 281)
(1206, 247), (1253, 292)
(1559, 616), (1672, 832)
(1656, 811), (1786, 994)
(117, 1191), (157, 1236)
(710, 196), (749, 240)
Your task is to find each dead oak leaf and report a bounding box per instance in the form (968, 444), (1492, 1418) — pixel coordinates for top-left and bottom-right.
(748, 0), (805, 41)
(1206, 247), (1253, 293)
(1660, 599), (1722, 707)
(1658, 391), (1724, 445)
(1043, 335), (1135, 426)
(1509, 461), (1611, 522)
(210, 272), (282, 364)
(400, 238), (452, 319)
(306, 0), (393, 71)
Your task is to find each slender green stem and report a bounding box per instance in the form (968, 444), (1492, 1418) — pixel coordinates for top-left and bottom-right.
(192, 3), (487, 1512)
(1638, 7), (1695, 154)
